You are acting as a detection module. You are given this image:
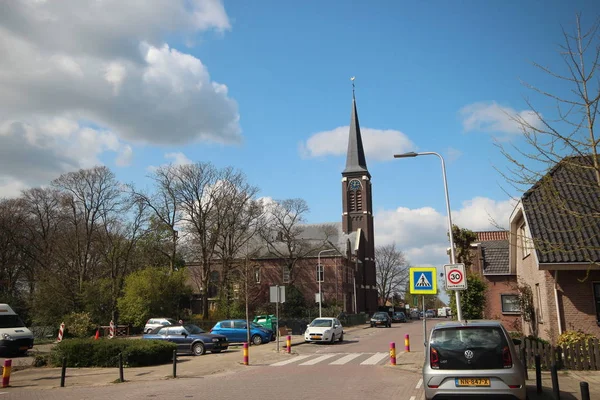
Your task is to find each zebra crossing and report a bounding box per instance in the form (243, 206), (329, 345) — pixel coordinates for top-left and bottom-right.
(269, 352), (392, 367)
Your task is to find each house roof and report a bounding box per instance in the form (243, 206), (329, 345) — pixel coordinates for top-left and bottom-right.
(480, 240), (510, 275)
(476, 231), (508, 242)
(522, 155), (600, 264)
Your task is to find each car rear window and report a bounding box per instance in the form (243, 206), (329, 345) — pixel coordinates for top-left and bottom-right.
(430, 327), (509, 370)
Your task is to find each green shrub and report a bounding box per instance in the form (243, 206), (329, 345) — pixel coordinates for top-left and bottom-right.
(50, 338), (176, 368)
(557, 330), (596, 348)
(63, 312), (94, 338)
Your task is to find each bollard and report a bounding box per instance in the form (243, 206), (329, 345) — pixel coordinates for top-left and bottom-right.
(404, 334), (410, 352)
(580, 381), (590, 400)
(1, 359), (11, 388)
(118, 353), (124, 383)
(286, 335), (291, 354)
(243, 342), (249, 365)
(521, 346), (528, 380)
(535, 355), (542, 394)
(551, 363), (560, 400)
(389, 342), (396, 365)
(172, 350), (177, 378)
(60, 357), (67, 387)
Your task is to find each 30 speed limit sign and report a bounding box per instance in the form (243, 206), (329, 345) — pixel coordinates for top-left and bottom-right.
(444, 264), (467, 290)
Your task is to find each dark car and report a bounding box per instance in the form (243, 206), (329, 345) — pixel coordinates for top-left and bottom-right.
(370, 312), (392, 328)
(143, 324), (228, 356)
(392, 311), (407, 323)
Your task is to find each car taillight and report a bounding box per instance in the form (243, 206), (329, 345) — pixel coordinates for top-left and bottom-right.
(502, 346), (512, 368)
(430, 347), (440, 369)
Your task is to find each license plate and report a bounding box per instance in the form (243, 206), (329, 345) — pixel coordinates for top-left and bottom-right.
(455, 378), (490, 387)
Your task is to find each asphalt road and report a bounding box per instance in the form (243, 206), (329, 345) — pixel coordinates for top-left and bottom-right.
(0, 319), (429, 400)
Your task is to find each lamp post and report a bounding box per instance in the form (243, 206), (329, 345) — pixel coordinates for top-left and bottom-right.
(394, 151), (463, 322)
(318, 249), (337, 318)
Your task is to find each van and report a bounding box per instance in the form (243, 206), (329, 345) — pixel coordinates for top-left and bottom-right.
(0, 304), (34, 355)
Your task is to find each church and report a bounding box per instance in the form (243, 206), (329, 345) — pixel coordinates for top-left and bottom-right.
(188, 93), (379, 315)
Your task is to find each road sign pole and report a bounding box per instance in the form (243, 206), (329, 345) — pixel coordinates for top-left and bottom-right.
(422, 295), (426, 348)
(276, 285), (280, 353)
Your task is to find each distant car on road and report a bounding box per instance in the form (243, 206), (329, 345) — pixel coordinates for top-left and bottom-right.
(391, 311), (407, 323)
(425, 311), (435, 319)
(370, 312), (392, 328)
(143, 324), (228, 356)
(423, 320), (526, 400)
(304, 317), (343, 343)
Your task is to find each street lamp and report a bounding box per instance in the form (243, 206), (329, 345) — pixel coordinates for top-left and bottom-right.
(318, 249), (337, 318)
(394, 151), (463, 321)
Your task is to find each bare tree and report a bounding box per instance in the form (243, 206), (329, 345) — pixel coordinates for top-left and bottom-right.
(128, 165), (183, 271)
(374, 243), (409, 306)
(259, 198), (336, 284)
(497, 14), (600, 264)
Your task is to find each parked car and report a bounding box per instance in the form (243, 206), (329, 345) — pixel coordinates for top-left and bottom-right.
(143, 324), (228, 356)
(304, 317), (343, 343)
(410, 310), (421, 320)
(423, 320), (526, 400)
(391, 311), (407, 323)
(210, 319), (273, 345)
(370, 312), (392, 328)
(425, 310), (435, 319)
(0, 304), (34, 355)
(143, 318), (178, 334)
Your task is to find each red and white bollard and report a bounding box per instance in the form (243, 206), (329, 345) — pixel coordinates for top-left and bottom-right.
(109, 320), (115, 339)
(57, 322), (65, 342)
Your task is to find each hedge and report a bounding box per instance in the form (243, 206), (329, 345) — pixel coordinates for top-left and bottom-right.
(50, 338), (177, 368)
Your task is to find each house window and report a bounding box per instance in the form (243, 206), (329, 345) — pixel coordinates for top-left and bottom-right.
(535, 283), (544, 323)
(283, 266), (290, 283)
(519, 223), (532, 258)
(593, 283), (600, 324)
(316, 264), (324, 282)
(501, 294), (520, 313)
(254, 267), (260, 284)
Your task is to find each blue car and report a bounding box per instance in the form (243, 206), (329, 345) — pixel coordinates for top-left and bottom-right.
(143, 324), (228, 356)
(210, 319), (273, 345)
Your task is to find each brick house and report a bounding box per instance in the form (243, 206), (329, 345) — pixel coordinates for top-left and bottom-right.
(469, 231), (520, 332)
(186, 93), (379, 316)
(508, 155), (600, 344)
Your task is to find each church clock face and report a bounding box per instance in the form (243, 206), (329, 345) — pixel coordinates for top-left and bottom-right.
(348, 179), (362, 191)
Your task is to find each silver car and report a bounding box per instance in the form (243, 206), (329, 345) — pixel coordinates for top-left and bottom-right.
(423, 320), (526, 400)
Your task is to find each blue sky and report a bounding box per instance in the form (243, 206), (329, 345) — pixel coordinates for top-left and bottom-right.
(0, 0), (598, 274)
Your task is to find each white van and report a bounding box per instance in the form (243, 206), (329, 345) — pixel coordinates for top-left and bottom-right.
(0, 304), (34, 354)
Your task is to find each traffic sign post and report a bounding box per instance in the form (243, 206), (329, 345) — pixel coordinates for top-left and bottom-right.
(444, 264), (467, 290)
(409, 267), (437, 347)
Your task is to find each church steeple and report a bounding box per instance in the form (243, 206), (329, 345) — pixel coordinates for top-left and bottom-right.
(343, 94), (369, 176)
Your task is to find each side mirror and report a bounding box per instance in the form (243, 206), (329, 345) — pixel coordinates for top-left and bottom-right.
(181, 332), (188, 337)
(333, 325), (339, 328)
(512, 338), (522, 346)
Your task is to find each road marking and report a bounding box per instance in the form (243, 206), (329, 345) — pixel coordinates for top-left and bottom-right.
(270, 355), (311, 366)
(409, 397), (415, 400)
(299, 354), (337, 365)
(329, 353), (363, 365)
(416, 378), (423, 389)
(360, 352), (388, 365)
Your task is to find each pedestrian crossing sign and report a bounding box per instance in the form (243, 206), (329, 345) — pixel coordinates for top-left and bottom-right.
(409, 267), (437, 294)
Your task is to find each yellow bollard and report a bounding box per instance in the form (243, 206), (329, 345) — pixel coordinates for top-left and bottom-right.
(286, 335), (291, 353)
(404, 334), (410, 352)
(389, 342), (396, 365)
(2, 359), (12, 388)
(243, 342), (249, 365)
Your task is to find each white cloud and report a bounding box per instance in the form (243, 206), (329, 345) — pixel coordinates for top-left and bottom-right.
(0, 0), (238, 196)
(165, 152), (193, 166)
(300, 126), (415, 161)
(459, 101), (541, 135)
(374, 197), (515, 268)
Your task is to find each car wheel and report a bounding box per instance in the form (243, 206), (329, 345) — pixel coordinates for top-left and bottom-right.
(370, 323), (374, 328)
(145, 328), (152, 334)
(251, 334), (263, 345)
(329, 334), (335, 344)
(338, 332), (344, 342)
(192, 342), (205, 356)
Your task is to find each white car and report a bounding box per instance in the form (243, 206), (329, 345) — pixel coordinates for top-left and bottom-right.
(143, 318), (178, 334)
(304, 317), (343, 343)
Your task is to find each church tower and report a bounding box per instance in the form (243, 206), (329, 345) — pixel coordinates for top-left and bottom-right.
(341, 88), (377, 313)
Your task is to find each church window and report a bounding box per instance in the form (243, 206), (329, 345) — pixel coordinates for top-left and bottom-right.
(349, 191), (355, 211)
(356, 190), (362, 211)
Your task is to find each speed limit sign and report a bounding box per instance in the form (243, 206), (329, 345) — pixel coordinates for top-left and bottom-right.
(444, 264), (467, 290)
